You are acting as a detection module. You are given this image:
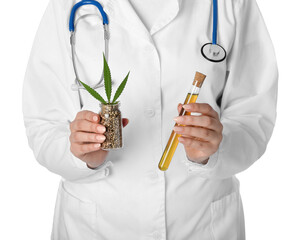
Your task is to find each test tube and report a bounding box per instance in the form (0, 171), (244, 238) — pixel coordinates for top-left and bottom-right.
(158, 71), (206, 171)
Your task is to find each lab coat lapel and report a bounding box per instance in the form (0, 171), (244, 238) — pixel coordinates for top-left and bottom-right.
(104, 0), (182, 43)
(149, 0), (182, 35)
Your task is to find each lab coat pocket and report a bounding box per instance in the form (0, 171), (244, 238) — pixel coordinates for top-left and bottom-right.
(58, 182), (97, 240)
(210, 191), (240, 240)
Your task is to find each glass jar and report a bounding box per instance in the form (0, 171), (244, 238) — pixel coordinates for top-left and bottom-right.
(99, 102), (123, 150)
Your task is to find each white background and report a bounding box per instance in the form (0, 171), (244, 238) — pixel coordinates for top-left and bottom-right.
(0, 0), (306, 239)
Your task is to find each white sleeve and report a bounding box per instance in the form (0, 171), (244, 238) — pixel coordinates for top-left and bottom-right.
(182, 0), (278, 179)
(22, 0), (113, 183)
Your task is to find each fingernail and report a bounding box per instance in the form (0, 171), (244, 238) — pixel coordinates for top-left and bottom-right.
(178, 137), (184, 142)
(182, 104), (191, 110)
(97, 126), (105, 132)
(97, 135), (105, 141)
(93, 116), (98, 121)
(94, 143), (101, 148)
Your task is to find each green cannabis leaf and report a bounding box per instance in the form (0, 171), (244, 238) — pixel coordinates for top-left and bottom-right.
(78, 53), (130, 105)
(103, 53), (112, 103)
(112, 71), (130, 104)
(78, 79), (107, 104)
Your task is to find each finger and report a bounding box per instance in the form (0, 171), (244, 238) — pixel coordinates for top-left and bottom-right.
(75, 110), (101, 123)
(182, 103), (219, 119)
(70, 119), (106, 133)
(174, 115), (222, 131)
(177, 103), (183, 114)
(178, 136), (214, 151)
(173, 125), (218, 142)
(122, 118), (129, 128)
(70, 131), (106, 143)
(71, 142), (102, 155)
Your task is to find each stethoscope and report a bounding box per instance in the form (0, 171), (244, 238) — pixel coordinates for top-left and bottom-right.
(69, 0), (226, 109)
(200, 0), (227, 63)
(69, 0), (110, 109)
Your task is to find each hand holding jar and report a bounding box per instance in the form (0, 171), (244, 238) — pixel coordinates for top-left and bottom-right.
(69, 110), (129, 169)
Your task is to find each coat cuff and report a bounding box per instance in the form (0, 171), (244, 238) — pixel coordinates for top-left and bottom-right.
(181, 149), (219, 176)
(71, 153), (113, 177)
(65, 121), (114, 180)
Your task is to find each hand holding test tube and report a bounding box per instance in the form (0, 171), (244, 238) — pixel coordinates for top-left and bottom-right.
(158, 72), (206, 171)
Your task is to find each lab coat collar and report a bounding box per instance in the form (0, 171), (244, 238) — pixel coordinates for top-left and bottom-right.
(103, 0), (182, 44)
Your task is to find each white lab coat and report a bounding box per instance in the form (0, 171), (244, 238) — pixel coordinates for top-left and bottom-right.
(22, 0), (278, 239)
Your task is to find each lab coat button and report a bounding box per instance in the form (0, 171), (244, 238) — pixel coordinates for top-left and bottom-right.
(104, 168), (110, 176)
(144, 109), (155, 117)
(149, 171), (159, 181)
(152, 231), (162, 240)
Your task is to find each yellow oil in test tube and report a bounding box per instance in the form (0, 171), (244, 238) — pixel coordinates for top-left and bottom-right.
(158, 71), (206, 171)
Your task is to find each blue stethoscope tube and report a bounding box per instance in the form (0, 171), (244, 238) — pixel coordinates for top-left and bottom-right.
(69, 0), (109, 31)
(212, 0), (218, 45)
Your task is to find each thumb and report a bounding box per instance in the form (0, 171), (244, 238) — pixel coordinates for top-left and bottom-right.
(177, 103), (183, 114)
(122, 118), (129, 128)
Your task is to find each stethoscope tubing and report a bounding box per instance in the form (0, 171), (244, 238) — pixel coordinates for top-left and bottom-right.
(69, 0), (109, 31)
(200, 0), (227, 63)
(212, 0), (218, 45)
(69, 0), (110, 109)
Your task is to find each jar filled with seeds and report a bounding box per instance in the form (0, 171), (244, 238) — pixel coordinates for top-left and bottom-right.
(99, 102), (123, 150)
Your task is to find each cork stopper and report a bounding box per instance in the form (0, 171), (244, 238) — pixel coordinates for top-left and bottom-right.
(193, 71), (206, 88)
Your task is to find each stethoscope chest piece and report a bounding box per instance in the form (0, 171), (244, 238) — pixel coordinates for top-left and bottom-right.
(201, 43), (226, 63)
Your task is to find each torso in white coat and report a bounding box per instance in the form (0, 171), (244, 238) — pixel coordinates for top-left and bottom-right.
(22, 0), (278, 239)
